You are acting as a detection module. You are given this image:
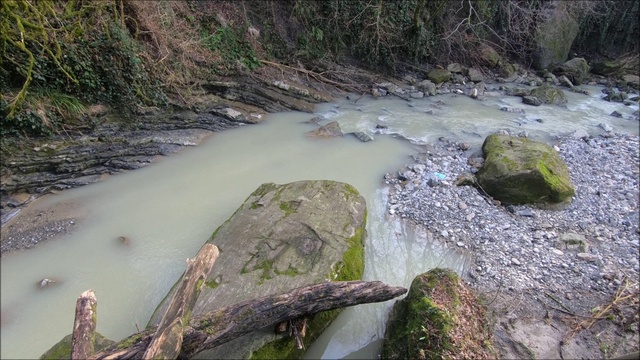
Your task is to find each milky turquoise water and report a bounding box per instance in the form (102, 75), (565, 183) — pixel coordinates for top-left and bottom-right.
(1, 87), (637, 359)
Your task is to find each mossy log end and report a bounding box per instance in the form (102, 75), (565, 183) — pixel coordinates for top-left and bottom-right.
(71, 290), (97, 360)
(89, 280), (407, 359)
(142, 243), (220, 359)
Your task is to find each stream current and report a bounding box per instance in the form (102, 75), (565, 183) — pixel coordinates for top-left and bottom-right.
(1, 85), (638, 359)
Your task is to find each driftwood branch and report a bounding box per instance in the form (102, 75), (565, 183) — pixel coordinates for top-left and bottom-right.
(259, 60), (366, 93)
(71, 290), (97, 359)
(142, 244), (219, 359)
(91, 280), (407, 359)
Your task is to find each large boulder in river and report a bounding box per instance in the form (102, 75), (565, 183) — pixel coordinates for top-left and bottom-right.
(477, 134), (574, 207)
(382, 268), (495, 359)
(148, 180), (367, 359)
(529, 83), (567, 105)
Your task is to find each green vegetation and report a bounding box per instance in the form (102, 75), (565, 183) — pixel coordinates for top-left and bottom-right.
(2, 0), (636, 137)
(382, 268), (495, 359)
(205, 279), (220, 289)
(39, 332), (115, 360)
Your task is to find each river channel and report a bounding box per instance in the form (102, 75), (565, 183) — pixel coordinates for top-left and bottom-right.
(1, 85), (638, 359)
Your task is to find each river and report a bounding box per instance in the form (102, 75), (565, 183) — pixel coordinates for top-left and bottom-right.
(1, 85), (638, 359)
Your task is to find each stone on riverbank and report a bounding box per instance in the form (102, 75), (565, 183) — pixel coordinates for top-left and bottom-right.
(382, 268), (495, 359)
(427, 69), (452, 84)
(148, 180), (367, 359)
(556, 57), (590, 85)
(477, 134), (575, 206)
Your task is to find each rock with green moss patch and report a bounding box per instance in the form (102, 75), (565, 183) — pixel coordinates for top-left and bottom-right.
(149, 180), (367, 359)
(427, 69), (452, 85)
(479, 45), (502, 68)
(476, 134), (574, 207)
(39, 332), (116, 359)
(382, 268), (495, 359)
(529, 84), (567, 105)
(532, 9), (579, 70)
(556, 58), (590, 85)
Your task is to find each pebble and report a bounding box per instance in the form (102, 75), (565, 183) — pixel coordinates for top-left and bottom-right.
(385, 133), (639, 297)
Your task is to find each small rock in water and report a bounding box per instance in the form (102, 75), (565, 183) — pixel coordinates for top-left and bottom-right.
(117, 236), (131, 246)
(599, 123), (613, 132)
(38, 278), (58, 288)
(522, 96), (542, 106)
(500, 107), (525, 114)
(610, 111), (622, 118)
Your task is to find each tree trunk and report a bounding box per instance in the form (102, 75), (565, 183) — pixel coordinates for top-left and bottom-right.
(143, 244), (219, 359)
(90, 280), (407, 359)
(71, 290), (97, 359)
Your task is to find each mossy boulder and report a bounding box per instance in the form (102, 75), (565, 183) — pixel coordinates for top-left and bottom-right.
(148, 180), (367, 359)
(479, 45), (502, 67)
(529, 83), (567, 105)
(533, 9), (579, 70)
(591, 60), (624, 76)
(382, 268), (495, 359)
(500, 63), (517, 79)
(476, 134), (575, 207)
(556, 57), (590, 85)
(39, 332), (115, 359)
(427, 69), (452, 84)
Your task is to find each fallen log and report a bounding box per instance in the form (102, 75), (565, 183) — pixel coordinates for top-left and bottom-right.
(143, 244), (219, 359)
(90, 280), (407, 359)
(71, 290), (97, 360)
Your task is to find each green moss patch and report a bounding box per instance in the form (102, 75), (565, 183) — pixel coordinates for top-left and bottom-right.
(40, 332), (116, 359)
(477, 134), (574, 206)
(382, 268), (496, 359)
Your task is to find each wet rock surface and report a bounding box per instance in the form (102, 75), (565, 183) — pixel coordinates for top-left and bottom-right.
(149, 180), (367, 358)
(385, 132), (639, 358)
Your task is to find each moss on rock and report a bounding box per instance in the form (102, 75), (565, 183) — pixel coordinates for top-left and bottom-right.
(530, 83), (567, 105)
(427, 69), (452, 84)
(382, 269), (495, 360)
(148, 180), (367, 359)
(39, 332), (116, 359)
(477, 134), (574, 206)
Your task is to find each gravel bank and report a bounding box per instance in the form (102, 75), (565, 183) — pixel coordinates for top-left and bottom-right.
(386, 132), (639, 298)
(385, 132), (639, 357)
(0, 196), (83, 255)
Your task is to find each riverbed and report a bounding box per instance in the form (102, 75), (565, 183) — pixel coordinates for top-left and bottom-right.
(1, 84), (638, 359)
